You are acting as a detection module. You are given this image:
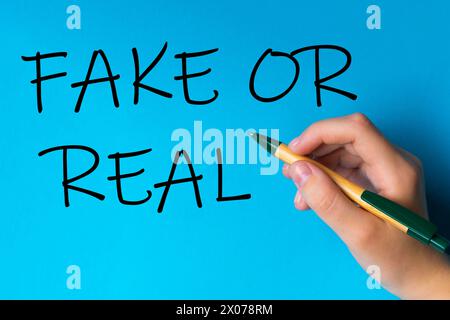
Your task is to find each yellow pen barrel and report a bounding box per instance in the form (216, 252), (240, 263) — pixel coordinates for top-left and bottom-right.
(275, 144), (408, 233)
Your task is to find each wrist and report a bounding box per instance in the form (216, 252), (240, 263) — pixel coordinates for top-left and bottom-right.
(406, 252), (450, 299)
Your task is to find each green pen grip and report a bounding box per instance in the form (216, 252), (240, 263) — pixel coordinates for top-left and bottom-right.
(361, 190), (450, 253)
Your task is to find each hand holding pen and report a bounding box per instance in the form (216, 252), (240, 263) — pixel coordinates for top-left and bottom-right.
(253, 113), (450, 299)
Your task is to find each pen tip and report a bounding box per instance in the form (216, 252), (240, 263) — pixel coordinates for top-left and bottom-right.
(248, 131), (258, 140)
(247, 132), (281, 155)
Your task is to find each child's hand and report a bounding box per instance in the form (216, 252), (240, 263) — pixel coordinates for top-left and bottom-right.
(283, 113), (450, 299)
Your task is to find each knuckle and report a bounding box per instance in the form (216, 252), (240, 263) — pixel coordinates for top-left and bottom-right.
(349, 112), (371, 126)
(403, 161), (421, 184)
(411, 155), (423, 170)
(401, 148), (423, 170)
(306, 122), (321, 134)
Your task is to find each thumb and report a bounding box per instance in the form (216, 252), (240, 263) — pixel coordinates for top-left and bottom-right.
(288, 161), (381, 246)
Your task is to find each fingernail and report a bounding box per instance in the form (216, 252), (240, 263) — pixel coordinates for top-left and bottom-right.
(292, 162), (312, 188)
(289, 136), (302, 148)
(294, 192), (301, 204)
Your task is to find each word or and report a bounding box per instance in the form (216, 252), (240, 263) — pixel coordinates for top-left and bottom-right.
(171, 122), (280, 175)
(367, 5), (381, 30)
(38, 146), (250, 213)
(21, 43), (357, 113)
(250, 45), (357, 106)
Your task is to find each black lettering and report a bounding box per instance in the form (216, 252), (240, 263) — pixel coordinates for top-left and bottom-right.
(107, 148), (152, 205)
(174, 48), (219, 105)
(216, 148), (251, 202)
(132, 43), (173, 105)
(292, 45), (357, 107)
(38, 145), (105, 207)
(21, 52), (68, 113)
(154, 150), (203, 213)
(71, 50), (120, 112)
(249, 49), (300, 103)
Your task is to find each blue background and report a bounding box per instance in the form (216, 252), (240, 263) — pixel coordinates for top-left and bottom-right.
(0, 0), (449, 299)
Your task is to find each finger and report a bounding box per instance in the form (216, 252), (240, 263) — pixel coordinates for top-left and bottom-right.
(282, 164), (290, 178)
(396, 146), (423, 169)
(294, 190), (309, 210)
(287, 160), (384, 245)
(316, 148), (363, 171)
(310, 144), (343, 158)
(288, 113), (398, 167)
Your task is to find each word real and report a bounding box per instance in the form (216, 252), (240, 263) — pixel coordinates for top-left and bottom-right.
(21, 43), (357, 113)
(38, 145), (251, 213)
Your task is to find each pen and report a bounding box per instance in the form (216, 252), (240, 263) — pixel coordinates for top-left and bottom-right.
(249, 132), (450, 255)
